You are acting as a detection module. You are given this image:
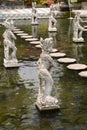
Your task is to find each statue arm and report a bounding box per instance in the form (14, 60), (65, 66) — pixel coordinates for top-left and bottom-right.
(47, 55), (57, 68)
(10, 31), (16, 39)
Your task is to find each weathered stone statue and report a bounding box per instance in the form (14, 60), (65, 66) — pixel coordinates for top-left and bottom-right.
(48, 12), (57, 32)
(73, 12), (84, 42)
(3, 19), (19, 68)
(50, 3), (60, 17)
(31, 2), (38, 25)
(36, 37), (59, 110)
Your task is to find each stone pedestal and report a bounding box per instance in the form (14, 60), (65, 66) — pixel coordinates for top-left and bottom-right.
(31, 22), (38, 25)
(73, 37), (84, 43)
(36, 102), (60, 111)
(4, 59), (20, 68)
(48, 27), (57, 32)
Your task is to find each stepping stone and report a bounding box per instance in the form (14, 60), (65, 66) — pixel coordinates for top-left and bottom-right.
(30, 41), (41, 45)
(79, 71), (87, 77)
(35, 45), (41, 48)
(14, 28), (21, 31)
(17, 33), (29, 36)
(58, 57), (76, 64)
(50, 48), (58, 53)
(35, 45), (58, 52)
(25, 38), (38, 42)
(21, 35), (33, 38)
(84, 26), (87, 28)
(50, 52), (66, 58)
(14, 31), (24, 34)
(67, 63), (87, 70)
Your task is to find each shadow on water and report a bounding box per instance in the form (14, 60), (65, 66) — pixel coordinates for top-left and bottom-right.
(0, 18), (87, 130)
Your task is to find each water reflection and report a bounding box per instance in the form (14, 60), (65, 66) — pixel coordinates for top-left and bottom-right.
(48, 32), (57, 46)
(32, 25), (38, 38)
(18, 61), (39, 89)
(72, 43), (83, 62)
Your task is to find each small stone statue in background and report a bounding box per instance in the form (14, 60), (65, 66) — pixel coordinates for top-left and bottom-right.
(36, 37), (59, 110)
(48, 12), (57, 32)
(3, 19), (19, 67)
(31, 2), (38, 25)
(73, 12), (84, 42)
(50, 3), (60, 17)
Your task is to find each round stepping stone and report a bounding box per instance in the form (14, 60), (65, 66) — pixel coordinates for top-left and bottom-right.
(30, 41), (41, 45)
(14, 31), (24, 33)
(35, 45), (41, 48)
(67, 63), (87, 70)
(79, 71), (87, 77)
(21, 35), (33, 38)
(25, 38), (38, 42)
(51, 48), (58, 53)
(17, 33), (28, 36)
(58, 57), (76, 64)
(14, 28), (21, 31)
(50, 52), (66, 58)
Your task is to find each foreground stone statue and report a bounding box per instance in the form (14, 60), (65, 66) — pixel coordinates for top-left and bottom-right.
(73, 12), (84, 42)
(36, 37), (59, 111)
(48, 12), (57, 32)
(31, 2), (38, 25)
(3, 19), (19, 68)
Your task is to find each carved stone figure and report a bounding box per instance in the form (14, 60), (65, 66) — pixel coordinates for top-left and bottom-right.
(73, 12), (84, 42)
(3, 19), (19, 67)
(48, 12), (57, 32)
(50, 3), (60, 16)
(31, 2), (38, 25)
(36, 37), (59, 110)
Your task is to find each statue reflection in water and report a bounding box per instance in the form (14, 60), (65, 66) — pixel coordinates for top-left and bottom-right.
(32, 25), (38, 38)
(48, 32), (57, 45)
(73, 43), (83, 62)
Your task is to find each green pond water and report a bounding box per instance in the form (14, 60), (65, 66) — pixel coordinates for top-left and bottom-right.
(0, 18), (87, 130)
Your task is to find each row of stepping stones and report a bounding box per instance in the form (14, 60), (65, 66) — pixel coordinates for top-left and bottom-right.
(13, 27), (87, 78)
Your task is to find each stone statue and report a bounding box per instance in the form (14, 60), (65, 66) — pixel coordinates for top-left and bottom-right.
(73, 12), (84, 42)
(36, 37), (59, 110)
(50, 3), (60, 16)
(3, 19), (19, 67)
(31, 2), (38, 25)
(48, 12), (57, 32)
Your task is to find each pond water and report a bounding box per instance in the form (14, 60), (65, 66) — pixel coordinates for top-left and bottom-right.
(0, 18), (87, 130)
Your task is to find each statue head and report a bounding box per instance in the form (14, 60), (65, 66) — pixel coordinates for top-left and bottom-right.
(40, 37), (53, 52)
(32, 2), (36, 8)
(3, 19), (14, 31)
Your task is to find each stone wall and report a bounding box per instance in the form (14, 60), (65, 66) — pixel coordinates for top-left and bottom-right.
(0, 1), (24, 9)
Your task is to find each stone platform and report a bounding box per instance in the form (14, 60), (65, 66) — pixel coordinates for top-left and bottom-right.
(36, 102), (60, 111)
(67, 63), (87, 71)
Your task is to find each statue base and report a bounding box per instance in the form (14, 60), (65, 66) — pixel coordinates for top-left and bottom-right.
(48, 28), (57, 32)
(31, 22), (39, 25)
(4, 59), (20, 68)
(35, 102), (60, 111)
(73, 37), (84, 43)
